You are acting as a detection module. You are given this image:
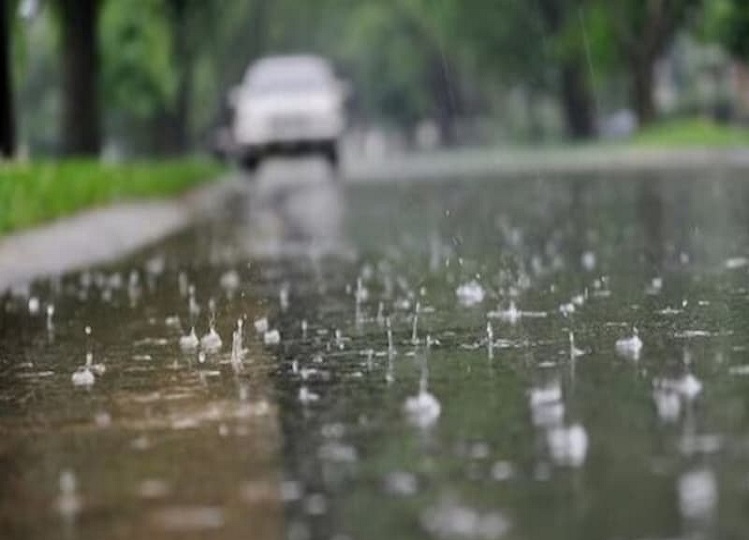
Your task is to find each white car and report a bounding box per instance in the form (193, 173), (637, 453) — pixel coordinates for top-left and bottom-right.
(230, 55), (347, 170)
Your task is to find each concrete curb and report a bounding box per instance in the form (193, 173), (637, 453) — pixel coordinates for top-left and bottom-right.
(0, 173), (242, 292)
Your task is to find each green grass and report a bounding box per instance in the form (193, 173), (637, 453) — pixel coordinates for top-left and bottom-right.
(0, 159), (225, 234)
(631, 117), (749, 148)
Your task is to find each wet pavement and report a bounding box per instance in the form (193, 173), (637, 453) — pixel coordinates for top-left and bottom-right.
(3, 158), (749, 539)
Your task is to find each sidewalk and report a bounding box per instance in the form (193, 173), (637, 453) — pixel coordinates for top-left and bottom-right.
(0, 174), (242, 292)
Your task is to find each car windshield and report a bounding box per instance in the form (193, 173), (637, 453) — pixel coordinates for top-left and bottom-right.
(245, 57), (333, 94)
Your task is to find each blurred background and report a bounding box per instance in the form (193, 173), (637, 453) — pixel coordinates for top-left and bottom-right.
(1, 0), (748, 161)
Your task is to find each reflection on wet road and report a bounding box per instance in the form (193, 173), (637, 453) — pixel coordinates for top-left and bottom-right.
(4, 159), (749, 538)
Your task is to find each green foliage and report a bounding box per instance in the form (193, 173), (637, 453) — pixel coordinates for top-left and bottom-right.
(631, 117), (749, 147)
(101, 0), (173, 119)
(446, 1), (549, 87)
(704, 0), (749, 60)
(12, 6), (60, 152)
(99, 0), (257, 151)
(335, 2), (431, 127)
(7, 0), (736, 151)
(0, 159), (223, 233)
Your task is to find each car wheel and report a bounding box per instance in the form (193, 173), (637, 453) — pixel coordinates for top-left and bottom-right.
(323, 143), (339, 171)
(240, 153), (261, 173)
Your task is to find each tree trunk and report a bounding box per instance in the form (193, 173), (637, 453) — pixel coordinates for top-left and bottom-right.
(428, 51), (459, 147)
(560, 61), (595, 140)
(0, 0), (15, 158)
(59, 0), (101, 156)
(167, 0), (191, 154)
(631, 57), (656, 127)
(537, 0), (596, 140)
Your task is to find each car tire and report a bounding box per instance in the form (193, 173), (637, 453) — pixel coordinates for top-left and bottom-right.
(323, 142), (339, 171)
(240, 152), (261, 173)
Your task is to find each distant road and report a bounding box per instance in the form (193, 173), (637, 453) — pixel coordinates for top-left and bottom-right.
(344, 146), (749, 183)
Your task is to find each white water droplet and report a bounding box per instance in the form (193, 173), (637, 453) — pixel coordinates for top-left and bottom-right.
(298, 386), (320, 404)
(456, 280), (485, 307)
(383, 471), (418, 496)
(403, 390), (441, 428)
(678, 469), (717, 520)
(254, 317), (269, 333)
(421, 497), (510, 539)
(200, 327), (222, 353)
(547, 424), (588, 467)
(28, 296), (40, 314)
(56, 469), (82, 518)
(581, 251), (596, 271)
(71, 367), (94, 387)
(615, 328), (643, 360)
(179, 327), (199, 351)
(264, 329), (281, 345)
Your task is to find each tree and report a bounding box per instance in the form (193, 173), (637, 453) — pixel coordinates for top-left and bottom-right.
(605, 0), (702, 126)
(705, 0), (749, 60)
(537, 0), (597, 139)
(444, 0), (597, 140)
(57, 0), (102, 156)
(163, 0), (202, 153)
(395, 1), (464, 146)
(334, 3), (433, 136)
(100, 0), (231, 155)
(0, 0), (15, 158)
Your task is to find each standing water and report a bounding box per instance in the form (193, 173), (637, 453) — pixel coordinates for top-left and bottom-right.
(3, 168), (749, 539)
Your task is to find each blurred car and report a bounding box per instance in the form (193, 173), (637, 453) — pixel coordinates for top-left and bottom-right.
(230, 55), (347, 171)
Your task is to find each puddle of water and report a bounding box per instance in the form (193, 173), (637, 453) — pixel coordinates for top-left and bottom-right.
(4, 169), (749, 538)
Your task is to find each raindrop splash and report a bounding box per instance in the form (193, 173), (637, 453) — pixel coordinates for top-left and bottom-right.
(486, 321), (494, 360)
(386, 317), (395, 357)
(179, 327), (199, 352)
(411, 302), (421, 345)
(403, 335), (441, 428)
(615, 327), (643, 360)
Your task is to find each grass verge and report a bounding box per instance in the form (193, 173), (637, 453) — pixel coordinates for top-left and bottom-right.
(630, 117), (749, 148)
(0, 159), (225, 235)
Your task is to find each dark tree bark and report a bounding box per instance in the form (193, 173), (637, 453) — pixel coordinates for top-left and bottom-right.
(59, 0), (101, 156)
(428, 51), (459, 147)
(561, 60), (596, 139)
(402, 8), (462, 148)
(165, 0), (192, 154)
(609, 0), (700, 127)
(537, 0), (596, 139)
(0, 0), (15, 158)
(630, 56), (656, 126)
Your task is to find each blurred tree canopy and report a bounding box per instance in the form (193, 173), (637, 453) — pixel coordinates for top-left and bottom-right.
(1, 0), (741, 158)
(705, 0), (749, 60)
(101, 0), (225, 154)
(601, 0), (702, 125)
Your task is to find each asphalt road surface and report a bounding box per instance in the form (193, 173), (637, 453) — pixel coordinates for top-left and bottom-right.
(3, 157), (749, 539)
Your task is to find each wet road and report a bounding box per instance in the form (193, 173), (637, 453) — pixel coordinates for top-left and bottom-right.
(3, 158), (749, 539)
